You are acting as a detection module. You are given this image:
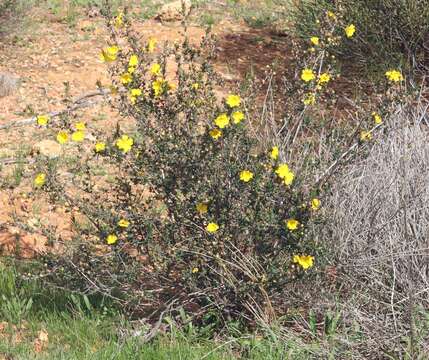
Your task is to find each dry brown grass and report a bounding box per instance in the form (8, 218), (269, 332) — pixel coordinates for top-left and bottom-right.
(324, 99), (429, 357)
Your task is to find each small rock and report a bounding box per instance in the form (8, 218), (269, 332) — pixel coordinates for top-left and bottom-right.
(0, 72), (20, 97)
(33, 139), (62, 159)
(222, 73), (240, 82)
(86, 7), (100, 18)
(155, 0), (191, 22)
(86, 132), (96, 141)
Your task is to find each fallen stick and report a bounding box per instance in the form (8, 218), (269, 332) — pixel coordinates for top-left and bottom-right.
(0, 157), (34, 165)
(0, 88), (112, 131)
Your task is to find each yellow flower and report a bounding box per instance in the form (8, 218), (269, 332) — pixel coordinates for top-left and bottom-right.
(239, 170), (254, 182)
(311, 198), (321, 211)
(75, 121), (86, 131)
(34, 173), (46, 188)
(106, 234), (118, 245)
(110, 85), (118, 95)
(150, 63), (161, 76)
(129, 54), (138, 67)
(36, 115), (49, 126)
(318, 72), (331, 85)
(310, 36), (319, 46)
(130, 88), (142, 104)
(196, 202), (208, 215)
(226, 94), (241, 108)
(121, 73), (133, 85)
(385, 70), (403, 82)
(209, 128), (222, 140)
(301, 68), (315, 82)
(57, 131), (69, 144)
(214, 114), (230, 129)
(303, 93), (316, 105)
(192, 267), (199, 273)
(116, 135), (134, 153)
(232, 111), (245, 124)
(326, 11), (336, 19)
(276, 165), (292, 179)
(130, 88), (142, 97)
(192, 83), (199, 90)
(372, 112), (382, 124)
(147, 37), (157, 53)
(293, 255), (314, 270)
(100, 45), (119, 63)
(118, 219), (130, 228)
(345, 24), (356, 38)
(72, 130), (85, 142)
(286, 219), (300, 231)
(360, 131), (372, 141)
(113, 12), (123, 28)
(95, 142), (106, 153)
(128, 55), (138, 74)
(206, 222), (219, 233)
(283, 171), (294, 186)
(270, 146), (279, 160)
(275, 164), (295, 185)
(152, 78), (166, 97)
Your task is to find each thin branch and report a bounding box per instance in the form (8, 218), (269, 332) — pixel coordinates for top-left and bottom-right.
(0, 157), (34, 165)
(0, 88), (112, 131)
(315, 122), (383, 188)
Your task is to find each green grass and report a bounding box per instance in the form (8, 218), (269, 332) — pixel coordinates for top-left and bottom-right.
(1, 0), (286, 33)
(0, 311), (341, 359)
(2, 261), (428, 360)
(0, 263), (312, 359)
(0, 315), (239, 359)
(0, 262), (385, 359)
(191, 0), (285, 29)
(138, 0), (164, 20)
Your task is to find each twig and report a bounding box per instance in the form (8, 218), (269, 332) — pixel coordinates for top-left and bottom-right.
(416, 102), (429, 125)
(0, 157), (34, 165)
(67, 260), (124, 303)
(130, 299), (178, 342)
(0, 88), (112, 131)
(316, 104), (409, 187)
(315, 122), (383, 187)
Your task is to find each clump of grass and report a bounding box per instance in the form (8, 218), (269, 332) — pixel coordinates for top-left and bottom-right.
(324, 101), (429, 357)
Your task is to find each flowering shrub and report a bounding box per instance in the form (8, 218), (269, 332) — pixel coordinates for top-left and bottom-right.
(28, 3), (408, 328)
(289, 0), (429, 74)
(28, 8), (325, 326)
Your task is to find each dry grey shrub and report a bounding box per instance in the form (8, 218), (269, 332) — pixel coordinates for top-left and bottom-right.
(0, 72), (20, 97)
(326, 102), (429, 356)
